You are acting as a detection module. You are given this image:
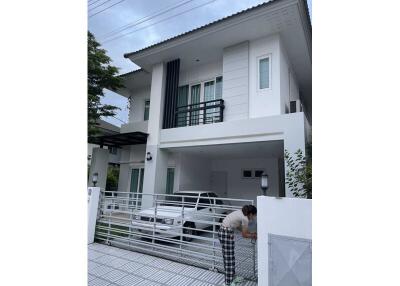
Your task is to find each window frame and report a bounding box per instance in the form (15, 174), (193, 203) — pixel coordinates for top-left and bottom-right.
(242, 169), (253, 179)
(179, 75), (223, 105)
(257, 54), (272, 91)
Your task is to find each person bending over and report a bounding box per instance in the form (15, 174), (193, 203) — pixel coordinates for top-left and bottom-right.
(218, 205), (257, 286)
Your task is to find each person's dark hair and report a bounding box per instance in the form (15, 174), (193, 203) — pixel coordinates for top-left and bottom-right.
(242, 205), (257, 217)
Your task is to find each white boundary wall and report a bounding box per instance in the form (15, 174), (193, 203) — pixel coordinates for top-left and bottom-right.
(88, 187), (100, 244)
(257, 196), (312, 285)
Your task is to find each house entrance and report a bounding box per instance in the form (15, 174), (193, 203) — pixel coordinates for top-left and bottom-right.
(130, 167), (144, 208)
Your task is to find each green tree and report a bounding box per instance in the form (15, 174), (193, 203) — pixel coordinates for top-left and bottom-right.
(284, 147), (312, 199)
(106, 166), (120, 192)
(88, 31), (123, 136)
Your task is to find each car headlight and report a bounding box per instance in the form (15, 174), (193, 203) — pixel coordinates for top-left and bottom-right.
(163, 218), (174, 225)
(134, 215), (141, 220)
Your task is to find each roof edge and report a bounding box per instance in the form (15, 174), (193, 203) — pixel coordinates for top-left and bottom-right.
(123, 0), (287, 59)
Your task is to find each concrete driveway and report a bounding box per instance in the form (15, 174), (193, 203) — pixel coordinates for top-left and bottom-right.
(88, 243), (258, 286)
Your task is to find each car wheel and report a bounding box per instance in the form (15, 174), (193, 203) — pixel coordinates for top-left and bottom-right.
(183, 222), (196, 242)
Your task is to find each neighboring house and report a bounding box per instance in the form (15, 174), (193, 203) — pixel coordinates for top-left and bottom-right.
(89, 0), (311, 205)
(88, 119), (121, 166)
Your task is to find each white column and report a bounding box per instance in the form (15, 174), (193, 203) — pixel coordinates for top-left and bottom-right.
(283, 113), (306, 197)
(88, 147), (109, 190)
(87, 187), (100, 244)
(142, 62), (168, 208)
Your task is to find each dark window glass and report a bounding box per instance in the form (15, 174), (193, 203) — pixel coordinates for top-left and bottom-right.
(254, 170), (264, 178)
(243, 170), (252, 178)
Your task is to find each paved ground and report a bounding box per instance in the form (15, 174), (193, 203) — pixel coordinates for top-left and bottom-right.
(88, 243), (258, 286)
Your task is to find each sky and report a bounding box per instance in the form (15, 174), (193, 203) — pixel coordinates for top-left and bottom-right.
(89, 0), (312, 127)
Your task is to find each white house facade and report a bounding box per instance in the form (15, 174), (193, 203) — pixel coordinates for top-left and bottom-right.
(88, 0), (312, 205)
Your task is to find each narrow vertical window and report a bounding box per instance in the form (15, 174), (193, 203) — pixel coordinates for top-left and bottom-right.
(259, 57), (270, 89)
(204, 80), (215, 102)
(144, 99), (150, 121)
(215, 76), (223, 99)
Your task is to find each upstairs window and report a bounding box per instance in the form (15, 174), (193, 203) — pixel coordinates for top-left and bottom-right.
(144, 99), (150, 121)
(215, 76), (223, 99)
(259, 56), (271, 89)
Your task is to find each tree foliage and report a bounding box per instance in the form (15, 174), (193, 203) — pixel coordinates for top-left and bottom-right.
(284, 147), (312, 199)
(88, 31), (123, 136)
(106, 165), (120, 192)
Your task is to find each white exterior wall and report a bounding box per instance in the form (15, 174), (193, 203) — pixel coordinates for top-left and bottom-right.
(117, 145), (147, 194)
(249, 34), (281, 118)
(211, 158), (280, 203)
(280, 43), (290, 114)
(179, 60), (222, 87)
(88, 144), (121, 165)
(289, 69), (300, 101)
(222, 41), (249, 121)
(257, 196), (312, 285)
(128, 87), (151, 123)
(175, 154), (211, 192)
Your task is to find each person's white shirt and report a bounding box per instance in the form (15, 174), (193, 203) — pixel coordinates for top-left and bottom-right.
(222, 210), (249, 229)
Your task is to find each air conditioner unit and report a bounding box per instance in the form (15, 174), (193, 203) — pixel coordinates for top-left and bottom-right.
(290, 100), (302, 113)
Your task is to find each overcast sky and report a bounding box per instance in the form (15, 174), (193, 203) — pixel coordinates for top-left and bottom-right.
(89, 0), (312, 127)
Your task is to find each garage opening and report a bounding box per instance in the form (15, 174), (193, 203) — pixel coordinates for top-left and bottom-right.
(167, 140), (285, 204)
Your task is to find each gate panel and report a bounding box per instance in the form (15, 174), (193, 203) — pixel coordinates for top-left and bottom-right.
(94, 191), (257, 281)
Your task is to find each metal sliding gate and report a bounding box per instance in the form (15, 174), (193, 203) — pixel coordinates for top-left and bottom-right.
(94, 191), (257, 281)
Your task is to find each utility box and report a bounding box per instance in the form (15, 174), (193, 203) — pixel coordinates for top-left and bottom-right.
(269, 234), (312, 286)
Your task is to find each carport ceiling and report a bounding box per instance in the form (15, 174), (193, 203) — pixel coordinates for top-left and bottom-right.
(167, 140), (284, 159)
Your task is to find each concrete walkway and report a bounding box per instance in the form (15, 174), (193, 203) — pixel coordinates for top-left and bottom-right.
(88, 243), (257, 286)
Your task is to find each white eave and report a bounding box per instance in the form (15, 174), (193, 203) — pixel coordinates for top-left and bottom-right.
(112, 69), (152, 98)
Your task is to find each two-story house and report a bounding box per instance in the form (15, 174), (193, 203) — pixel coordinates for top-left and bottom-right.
(88, 0), (311, 206)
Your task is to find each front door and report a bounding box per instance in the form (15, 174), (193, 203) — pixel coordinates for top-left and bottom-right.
(130, 167), (144, 208)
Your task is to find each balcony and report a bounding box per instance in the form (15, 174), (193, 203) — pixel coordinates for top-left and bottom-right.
(174, 99), (224, 128)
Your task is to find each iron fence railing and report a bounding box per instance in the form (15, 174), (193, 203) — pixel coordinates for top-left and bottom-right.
(175, 99), (224, 127)
(94, 191), (257, 281)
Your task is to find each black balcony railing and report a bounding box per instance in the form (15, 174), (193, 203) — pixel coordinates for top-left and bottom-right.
(175, 99), (224, 127)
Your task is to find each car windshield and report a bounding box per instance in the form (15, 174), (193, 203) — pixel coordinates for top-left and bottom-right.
(160, 193), (199, 208)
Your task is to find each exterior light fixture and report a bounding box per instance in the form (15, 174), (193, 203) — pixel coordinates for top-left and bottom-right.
(92, 172), (98, 187)
(261, 172), (269, 196)
(146, 152), (152, 161)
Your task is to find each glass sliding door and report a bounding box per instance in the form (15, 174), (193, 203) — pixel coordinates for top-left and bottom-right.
(176, 85), (188, 127)
(130, 167), (144, 208)
(190, 84), (201, 125)
(166, 168), (175, 194)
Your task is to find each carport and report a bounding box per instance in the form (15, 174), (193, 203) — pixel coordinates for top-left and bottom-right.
(166, 140), (286, 203)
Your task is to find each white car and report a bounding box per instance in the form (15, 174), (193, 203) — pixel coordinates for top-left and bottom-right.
(131, 191), (225, 241)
